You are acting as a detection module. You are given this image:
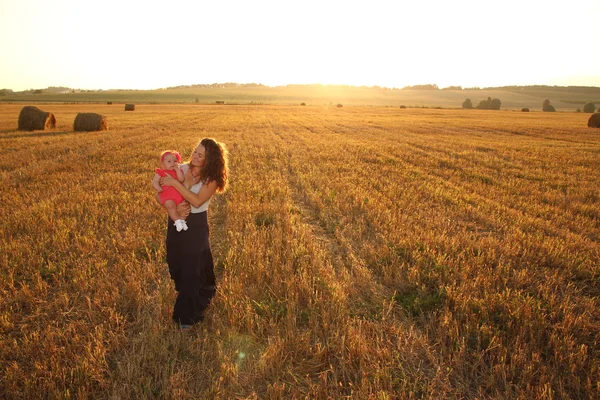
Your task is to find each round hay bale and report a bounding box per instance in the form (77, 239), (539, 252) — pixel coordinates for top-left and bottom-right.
(18, 106), (56, 131)
(73, 113), (107, 132)
(337, 103), (343, 108)
(521, 108), (530, 112)
(74, 113), (108, 132)
(124, 104), (135, 111)
(588, 112), (600, 128)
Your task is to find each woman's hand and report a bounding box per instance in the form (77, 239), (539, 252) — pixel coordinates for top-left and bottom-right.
(177, 200), (191, 220)
(160, 174), (176, 187)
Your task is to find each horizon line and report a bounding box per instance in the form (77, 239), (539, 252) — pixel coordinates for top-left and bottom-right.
(5, 82), (600, 93)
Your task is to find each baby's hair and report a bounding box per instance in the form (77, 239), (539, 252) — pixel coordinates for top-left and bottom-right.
(160, 150), (181, 163)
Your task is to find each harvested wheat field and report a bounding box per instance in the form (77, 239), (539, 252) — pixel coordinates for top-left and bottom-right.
(0, 104), (598, 399)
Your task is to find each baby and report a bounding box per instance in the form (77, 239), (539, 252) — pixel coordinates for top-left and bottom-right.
(152, 150), (188, 232)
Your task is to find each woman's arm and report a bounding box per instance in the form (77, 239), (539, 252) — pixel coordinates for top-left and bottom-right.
(152, 173), (163, 192)
(162, 175), (218, 208)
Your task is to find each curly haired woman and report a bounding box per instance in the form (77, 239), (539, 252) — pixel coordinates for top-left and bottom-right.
(160, 138), (228, 329)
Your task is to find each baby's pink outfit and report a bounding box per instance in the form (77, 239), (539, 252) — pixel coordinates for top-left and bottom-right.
(156, 169), (185, 205)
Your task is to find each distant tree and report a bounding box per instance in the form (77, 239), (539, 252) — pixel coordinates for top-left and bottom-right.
(489, 98), (502, 110)
(443, 86), (462, 90)
(475, 97), (501, 110)
(583, 101), (596, 113)
(194, 97), (199, 103)
(543, 99), (556, 112)
(476, 98), (490, 109)
(402, 84), (439, 90)
(462, 98), (473, 109)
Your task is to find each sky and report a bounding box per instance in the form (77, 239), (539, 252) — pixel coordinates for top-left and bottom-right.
(1, 0), (599, 91)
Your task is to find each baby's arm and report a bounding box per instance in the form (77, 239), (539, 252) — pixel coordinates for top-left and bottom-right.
(152, 173), (163, 192)
(175, 165), (185, 182)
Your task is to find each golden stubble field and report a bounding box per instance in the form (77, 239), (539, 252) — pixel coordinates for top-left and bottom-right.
(0, 104), (598, 399)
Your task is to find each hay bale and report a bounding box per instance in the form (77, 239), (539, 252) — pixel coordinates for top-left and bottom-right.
(124, 104), (135, 111)
(74, 113), (108, 132)
(588, 112), (600, 128)
(18, 106), (56, 131)
(107, 101), (113, 105)
(337, 104), (343, 108)
(215, 100), (225, 104)
(521, 108), (530, 112)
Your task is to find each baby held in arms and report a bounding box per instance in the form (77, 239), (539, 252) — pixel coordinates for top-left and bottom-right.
(152, 150), (187, 232)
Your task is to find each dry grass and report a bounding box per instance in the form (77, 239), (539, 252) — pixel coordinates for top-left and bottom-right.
(0, 104), (598, 399)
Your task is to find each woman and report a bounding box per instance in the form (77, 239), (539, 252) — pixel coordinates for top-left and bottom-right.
(160, 138), (228, 328)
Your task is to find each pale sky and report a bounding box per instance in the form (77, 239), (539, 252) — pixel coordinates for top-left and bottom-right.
(1, 0), (599, 91)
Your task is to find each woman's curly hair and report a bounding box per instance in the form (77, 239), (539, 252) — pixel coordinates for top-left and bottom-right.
(195, 138), (228, 193)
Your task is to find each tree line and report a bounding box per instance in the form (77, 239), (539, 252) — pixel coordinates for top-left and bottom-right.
(462, 97), (501, 110)
(462, 98), (597, 112)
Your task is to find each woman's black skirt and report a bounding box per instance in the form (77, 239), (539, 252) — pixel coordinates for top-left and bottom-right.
(166, 211), (216, 325)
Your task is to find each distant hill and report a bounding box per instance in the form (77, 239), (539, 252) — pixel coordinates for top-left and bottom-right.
(1, 84), (599, 111)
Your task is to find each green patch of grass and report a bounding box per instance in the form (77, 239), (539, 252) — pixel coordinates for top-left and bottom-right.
(394, 287), (446, 317)
(254, 213), (275, 228)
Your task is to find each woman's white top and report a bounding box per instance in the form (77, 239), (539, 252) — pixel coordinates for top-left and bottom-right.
(180, 164), (211, 213)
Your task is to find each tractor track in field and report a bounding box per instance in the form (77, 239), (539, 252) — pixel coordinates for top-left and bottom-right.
(265, 122), (400, 319)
